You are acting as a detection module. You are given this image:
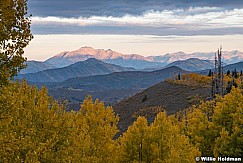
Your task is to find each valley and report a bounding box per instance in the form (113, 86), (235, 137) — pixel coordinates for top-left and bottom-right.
(31, 65), (187, 109)
(18, 47), (243, 111)
(17, 47), (243, 133)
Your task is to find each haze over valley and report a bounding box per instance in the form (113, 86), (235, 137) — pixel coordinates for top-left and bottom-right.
(16, 46), (243, 110)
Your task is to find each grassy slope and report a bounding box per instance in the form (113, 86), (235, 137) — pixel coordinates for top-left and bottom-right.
(113, 81), (211, 133)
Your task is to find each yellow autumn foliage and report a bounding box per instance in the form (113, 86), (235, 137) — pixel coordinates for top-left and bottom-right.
(0, 80), (242, 162)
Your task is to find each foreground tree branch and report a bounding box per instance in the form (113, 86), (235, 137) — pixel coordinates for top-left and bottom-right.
(0, 0), (33, 85)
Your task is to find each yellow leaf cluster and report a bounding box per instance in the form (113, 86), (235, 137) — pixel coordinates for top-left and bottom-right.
(0, 81), (119, 162)
(119, 112), (200, 162)
(1, 80), (242, 162)
(180, 87), (243, 157)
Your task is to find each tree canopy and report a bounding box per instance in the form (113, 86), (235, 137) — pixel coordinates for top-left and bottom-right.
(1, 80), (242, 162)
(0, 0), (33, 85)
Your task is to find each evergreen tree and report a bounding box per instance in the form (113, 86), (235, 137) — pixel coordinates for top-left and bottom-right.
(232, 78), (238, 88)
(178, 73), (181, 80)
(142, 94), (147, 102)
(208, 70), (212, 77)
(226, 70), (230, 76)
(232, 70), (235, 78)
(226, 81), (233, 94)
(234, 69), (238, 78)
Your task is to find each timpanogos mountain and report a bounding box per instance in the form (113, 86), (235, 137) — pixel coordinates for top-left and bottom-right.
(45, 46), (160, 69)
(44, 47), (243, 69)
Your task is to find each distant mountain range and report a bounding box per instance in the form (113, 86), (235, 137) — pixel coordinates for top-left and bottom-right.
(43, 47), (243, 70)
(31, 66), (188, 109)
(18, 48), (243, 113)
(148, 50), (243, 65)
(47, 66), (187, 90)
(15, 46), (243, 85)
(165, 58), (214, 71)
(224, 61), (243, 72)
(19, 47), (243, 74)
(45, 46), (161, 69)
(16, 58), (134, 82)
(20, 61), (56, 74)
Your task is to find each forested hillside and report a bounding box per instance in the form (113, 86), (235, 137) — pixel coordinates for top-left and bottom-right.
(16, 58), (135, 82)
(114, 78), (211, 134)
(0, 81), (242, 162)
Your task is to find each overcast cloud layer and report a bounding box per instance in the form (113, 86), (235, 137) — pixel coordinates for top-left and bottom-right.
(29, 0), (243, 17)
(28, 0), (243, 35)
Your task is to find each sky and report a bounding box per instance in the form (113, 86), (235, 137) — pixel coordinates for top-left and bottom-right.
(25, 0), (243, 60)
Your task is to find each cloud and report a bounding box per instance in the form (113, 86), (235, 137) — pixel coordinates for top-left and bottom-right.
(28, 0), (243, 18)
(28, 0), (243, 35)
(32, 7), (243, 30)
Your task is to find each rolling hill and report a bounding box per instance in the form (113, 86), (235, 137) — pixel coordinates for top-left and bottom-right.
(19, 61), (56, 74)
(165, 58), (214, 71)
(224, 61), (243, 72)
(46, 66), (187, 90)
(113, 81), (211, 133)
(16, 58), (135, 82)
(31, 66), (188, 110)
(199, 61), (243, 75)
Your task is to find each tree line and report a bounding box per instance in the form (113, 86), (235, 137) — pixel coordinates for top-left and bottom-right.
(0, 81), (242, 162)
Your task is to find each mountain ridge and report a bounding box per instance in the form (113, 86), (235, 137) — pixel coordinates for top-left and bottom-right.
(44, 47), (243, 69)
(165, 58), (215, 71)
(16, 58), (135, 82)
(20, 61), (56, 74)
(45, 46), (152, 68)
(31, 66), (188, 109)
